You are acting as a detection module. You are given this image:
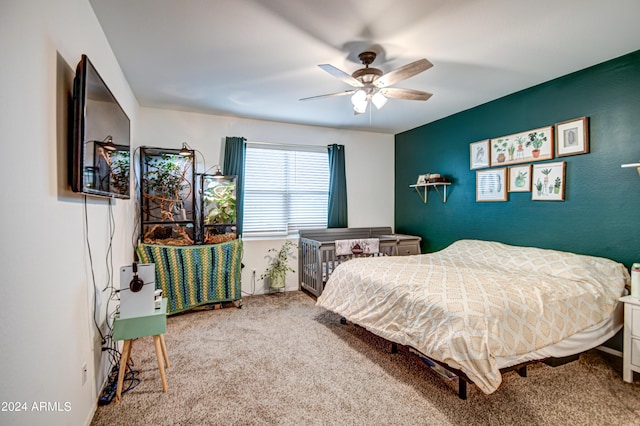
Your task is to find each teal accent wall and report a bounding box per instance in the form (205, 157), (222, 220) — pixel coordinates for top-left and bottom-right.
(395, 50), (640, 350)
(396, 49), (640, 267)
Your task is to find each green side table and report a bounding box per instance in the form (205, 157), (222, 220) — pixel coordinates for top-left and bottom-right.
(112, 298), (169, 403)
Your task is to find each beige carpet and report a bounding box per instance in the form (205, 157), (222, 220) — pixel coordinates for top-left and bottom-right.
(91, 291), (640, 425)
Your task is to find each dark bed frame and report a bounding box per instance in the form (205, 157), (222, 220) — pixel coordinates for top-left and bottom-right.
(339, 317), (580, 399)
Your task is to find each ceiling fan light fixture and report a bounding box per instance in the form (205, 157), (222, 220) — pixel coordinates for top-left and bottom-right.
(353, 101), (367, 114)
(372, 91), (387, 109)
(351, 89), (367, 106)
(305, 50), (433, 115)
(352, 89), (369, 113)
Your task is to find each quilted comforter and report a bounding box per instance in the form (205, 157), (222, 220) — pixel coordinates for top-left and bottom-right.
(316, 239), (629, 394)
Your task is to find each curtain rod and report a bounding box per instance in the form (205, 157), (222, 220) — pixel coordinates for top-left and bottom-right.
(247, 140), (328, 150)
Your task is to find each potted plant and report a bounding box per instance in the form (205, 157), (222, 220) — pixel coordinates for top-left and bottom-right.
(535, 178), (543, 196)
(260, 240), (297, 290)
(554, 177), (562, 194)
(526, 132), (548, 158)
(514, 170), (527, 188)
(540, 168), (552, 193)
(507, 143), (515, 161)
(493, 139), (508, 163)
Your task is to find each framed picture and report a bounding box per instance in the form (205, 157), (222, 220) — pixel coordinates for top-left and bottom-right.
(416, 174), (428, 185)
(490, 126), (554, 166)
(476, 168), (508, 202)
(532, 162), (566, 201)
(508, 165), (531, 192)
(470, 139), (490, 169)
(556, 117), (589, 157)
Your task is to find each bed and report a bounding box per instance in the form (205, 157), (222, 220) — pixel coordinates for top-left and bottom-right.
(316, 239), (629, 397)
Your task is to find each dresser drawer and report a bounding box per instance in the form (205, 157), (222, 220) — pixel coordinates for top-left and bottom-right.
(632, 338), (640, 367)
(397, 242), (420, 256)
(379, 234), (422, 256)
(632, 306), (640, 338)
(621, 295), (640, 383)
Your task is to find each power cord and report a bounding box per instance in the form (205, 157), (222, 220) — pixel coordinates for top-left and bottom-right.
(85, 193), (142, 405)
(99, 303), (142, 405)
(242, 268), (256, 296)
(84, 196), (106, 346)
(103, 198), (115, 292)
(131, 146), (142, 252)
(98, 353), (141, 405)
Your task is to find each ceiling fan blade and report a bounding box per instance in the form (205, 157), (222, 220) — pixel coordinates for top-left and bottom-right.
(379, 87), (433, 101)
(318, 64), (364, 87)
(374, 58), (433, 88)
(299, 90), (355, 101)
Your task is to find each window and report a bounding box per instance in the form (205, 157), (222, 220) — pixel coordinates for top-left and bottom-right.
(243, 143), (329, 236)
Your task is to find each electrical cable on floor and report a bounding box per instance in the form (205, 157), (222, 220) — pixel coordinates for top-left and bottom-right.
(99, 329), (142, 405)
(98, 356), (140, 405)
(240, 249), (255, 296)
(84, 194), (140, 405)
(121, 355), (141, 394)
(242, 269), (256, 296)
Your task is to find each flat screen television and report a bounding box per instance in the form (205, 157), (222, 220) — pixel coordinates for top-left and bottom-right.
(71, 54), (130, 199)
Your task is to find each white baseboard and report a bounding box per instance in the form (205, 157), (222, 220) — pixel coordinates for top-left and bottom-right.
(84, 404), (98, 426)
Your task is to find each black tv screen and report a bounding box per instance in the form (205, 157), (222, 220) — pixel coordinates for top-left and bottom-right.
(71, 54), (130, 199)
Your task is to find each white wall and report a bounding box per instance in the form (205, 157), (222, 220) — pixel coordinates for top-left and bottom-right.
(0, 1), (138, 425)
(138, 108), (395, 294)
(0, 2), (394, 423)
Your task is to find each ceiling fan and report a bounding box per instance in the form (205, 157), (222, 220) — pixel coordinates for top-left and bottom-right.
(300, 51), (433, 114)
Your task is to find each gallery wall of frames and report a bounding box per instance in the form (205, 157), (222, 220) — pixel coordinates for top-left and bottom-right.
(470, 116), (588, 202)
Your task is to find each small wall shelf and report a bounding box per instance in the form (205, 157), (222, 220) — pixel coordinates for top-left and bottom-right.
(621, 162), (640, 175)
(409, 182), (451, 203)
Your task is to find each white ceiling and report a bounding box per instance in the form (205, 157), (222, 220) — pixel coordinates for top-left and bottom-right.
(89, 0), (640, 135)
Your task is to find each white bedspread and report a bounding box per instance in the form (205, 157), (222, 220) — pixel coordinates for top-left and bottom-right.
(316, 240), (629, 394)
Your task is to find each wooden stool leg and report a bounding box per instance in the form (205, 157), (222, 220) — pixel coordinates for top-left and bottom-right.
(159, 334), (170, 368)
(115, 339), (132, 403)
(153, 335), (168, 392)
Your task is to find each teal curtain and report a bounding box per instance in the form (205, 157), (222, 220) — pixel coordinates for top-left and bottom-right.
(327, 144), (348, 228)
(223, 136), (246, 235)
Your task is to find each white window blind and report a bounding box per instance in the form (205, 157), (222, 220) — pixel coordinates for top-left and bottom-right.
(243, 144), (329, 236)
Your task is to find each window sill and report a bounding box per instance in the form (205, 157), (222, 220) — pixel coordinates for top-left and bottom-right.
(241, 234), (300, 242)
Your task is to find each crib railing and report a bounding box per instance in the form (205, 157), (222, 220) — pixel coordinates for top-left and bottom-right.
(299, 227), (405, 297)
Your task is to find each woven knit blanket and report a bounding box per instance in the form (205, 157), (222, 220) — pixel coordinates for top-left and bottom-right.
(136, 239), (243, 314)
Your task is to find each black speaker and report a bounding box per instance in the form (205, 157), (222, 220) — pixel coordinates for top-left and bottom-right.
(129, 262), (144, 292)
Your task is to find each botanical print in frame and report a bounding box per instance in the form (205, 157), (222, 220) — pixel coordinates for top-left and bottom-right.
(508, 165), (531, 192)
(476, 168), (508, 202)
(556, 116), (589, 157)
(490, 126), (554, 166)
(532, 162), (566, 201)
(470, 139), (490, 169)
